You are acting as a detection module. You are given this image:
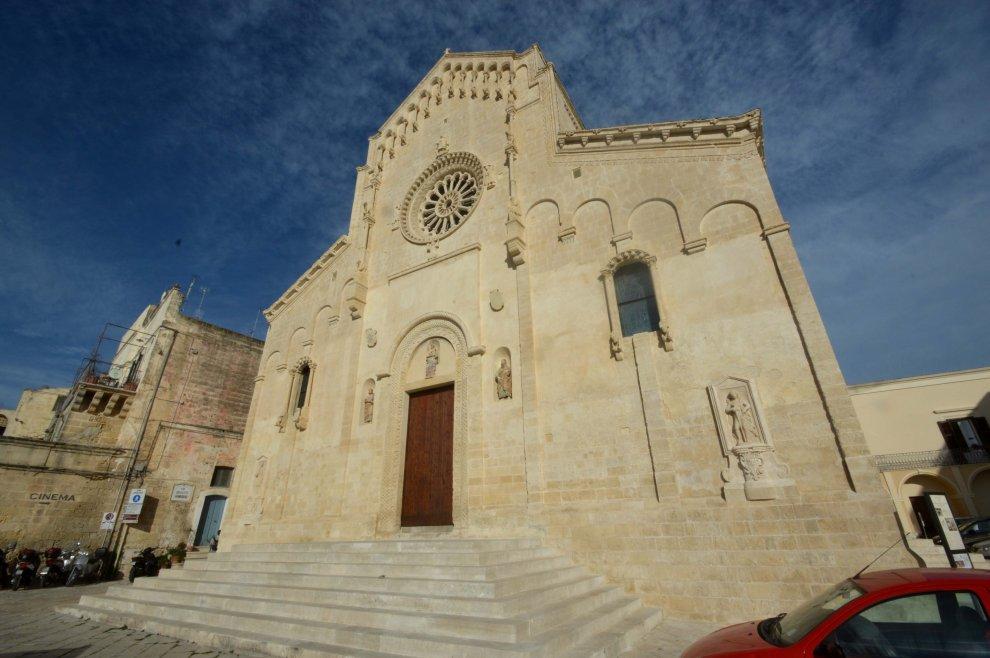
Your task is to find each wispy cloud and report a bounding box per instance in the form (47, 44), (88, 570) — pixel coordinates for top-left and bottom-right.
(0, 0), (987, 406)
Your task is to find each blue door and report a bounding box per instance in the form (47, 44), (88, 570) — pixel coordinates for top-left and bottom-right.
(194, 495), (227, 546)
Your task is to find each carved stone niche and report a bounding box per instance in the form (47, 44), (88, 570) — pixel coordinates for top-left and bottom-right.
(707, 376), (795, 502)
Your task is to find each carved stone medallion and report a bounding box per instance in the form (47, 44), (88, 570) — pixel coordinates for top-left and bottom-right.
(489, 289), (504, 312)
(365, 328), (377, 348)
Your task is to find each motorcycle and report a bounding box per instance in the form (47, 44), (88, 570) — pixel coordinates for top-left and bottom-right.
(10, 547), (40, 590)
(128, 547), (161, 583)
(38, 546), (68, 587)
(65, 545), (109, 587)
(0, 542), (15, 589)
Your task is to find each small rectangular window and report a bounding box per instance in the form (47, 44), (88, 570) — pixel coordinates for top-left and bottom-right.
(210, 466), (234, 488)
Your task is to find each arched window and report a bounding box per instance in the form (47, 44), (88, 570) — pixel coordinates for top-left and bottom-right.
(600, 250), (672, 359)
(294, 363), (311, 412)
(278, 359), (315, 432)
(614, 262), (660, 337)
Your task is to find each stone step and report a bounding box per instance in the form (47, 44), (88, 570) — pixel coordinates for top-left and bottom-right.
(71, 591), (646, 657)
(207, 547), (556, 567)
(184, 555), (573, 581)
(135, 572), (606, 617)
(68, 537), (662, 656)
(230, 538), (543, 554)
(107, 580), (630, 643)
(95, 586), (527, 643)
(155, 564), (590, 598)
(59, 604), (405, 658)
(568, 608), (663, 658)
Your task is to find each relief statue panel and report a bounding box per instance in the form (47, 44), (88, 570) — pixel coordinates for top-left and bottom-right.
(708, 376), (794, 502)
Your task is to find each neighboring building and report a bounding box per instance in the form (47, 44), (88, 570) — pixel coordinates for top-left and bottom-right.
(198, 45), (914, 625)
(0, 286), (263, 555)
(851, 366), (990, 539)
(0, 386), (69, 438)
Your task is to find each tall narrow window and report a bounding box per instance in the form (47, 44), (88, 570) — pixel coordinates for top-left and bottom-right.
(614, 262), (661, 337)
(210, 466), (234, 488)
(295, 363), (311, 411)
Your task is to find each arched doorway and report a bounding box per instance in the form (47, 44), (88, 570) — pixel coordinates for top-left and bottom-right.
(194, 495), (227, 546)
(971, 470), (990, 517)
(900, 474), (964, 538)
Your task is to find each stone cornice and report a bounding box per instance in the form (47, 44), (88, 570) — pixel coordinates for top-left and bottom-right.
(554, 110), (764, 160)
(264, 236), (350, 322)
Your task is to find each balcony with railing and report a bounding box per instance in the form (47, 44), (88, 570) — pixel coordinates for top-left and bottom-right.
(875, 448), (990, 472)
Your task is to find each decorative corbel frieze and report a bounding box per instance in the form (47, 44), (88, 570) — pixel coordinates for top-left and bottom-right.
(683, 237), (708, 255)
(761, 222), (791, 238)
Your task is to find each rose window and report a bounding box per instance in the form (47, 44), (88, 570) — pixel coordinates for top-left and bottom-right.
(399, 151), (485, 244)
(421, 172), (478, 237)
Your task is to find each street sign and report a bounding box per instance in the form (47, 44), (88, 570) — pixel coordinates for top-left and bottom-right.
(171, 483), (194, 502)
(99, 511), (116, 530)
(122, 488), (146, 524)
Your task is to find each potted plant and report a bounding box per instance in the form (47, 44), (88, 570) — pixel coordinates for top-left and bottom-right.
(168, 542), (187, 566)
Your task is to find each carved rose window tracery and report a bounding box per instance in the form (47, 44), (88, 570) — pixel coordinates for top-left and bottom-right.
(421, 171), (478, 237)
(399, 151), (485, 244)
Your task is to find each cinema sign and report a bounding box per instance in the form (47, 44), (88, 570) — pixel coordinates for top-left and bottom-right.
(29, 492), (78, 504)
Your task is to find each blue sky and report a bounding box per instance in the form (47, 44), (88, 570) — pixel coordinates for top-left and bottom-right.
(1, 1), (988, 407)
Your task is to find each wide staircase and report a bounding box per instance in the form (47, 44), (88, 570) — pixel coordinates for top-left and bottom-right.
(61, 537), (661, 657)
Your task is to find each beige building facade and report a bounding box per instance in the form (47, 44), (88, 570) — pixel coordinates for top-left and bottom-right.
(0, 386), (69, 438)
(851, 366), (990, 539)
(222, 46), (912, 623)
(0, 286), (263, 555)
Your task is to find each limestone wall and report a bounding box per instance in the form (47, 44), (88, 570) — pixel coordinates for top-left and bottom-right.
(223, 47), (913, 623)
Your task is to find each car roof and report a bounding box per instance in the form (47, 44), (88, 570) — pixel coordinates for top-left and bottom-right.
(854, 568), (990, 592)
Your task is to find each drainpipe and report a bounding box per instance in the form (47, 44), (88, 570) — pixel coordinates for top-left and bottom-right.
(107, 325), (178, 573)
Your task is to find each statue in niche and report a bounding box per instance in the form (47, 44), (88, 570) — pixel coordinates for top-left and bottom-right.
(496, 358), (512, 399)
(725, 391), (762, 446)
(707, 376), (794, 502)
(363, 383), (375, 423)
(425, 339), (439, 379)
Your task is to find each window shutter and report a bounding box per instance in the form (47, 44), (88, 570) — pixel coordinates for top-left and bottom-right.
(938, 420), (967, 452)
(971, 416), (990, 451)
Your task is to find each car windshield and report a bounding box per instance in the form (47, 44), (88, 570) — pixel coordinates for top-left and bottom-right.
(765, 580), (865, 646)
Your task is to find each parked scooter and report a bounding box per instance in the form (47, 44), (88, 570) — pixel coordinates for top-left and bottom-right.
(128, 547), (160, 583)
(0, 542), (15, 589)
(10, 547), (41, 590)
(65, 545), (109, 586)
(38, 546), (72, 587)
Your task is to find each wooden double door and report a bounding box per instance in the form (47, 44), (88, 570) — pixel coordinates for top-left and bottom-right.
(401, 384), (454, 527)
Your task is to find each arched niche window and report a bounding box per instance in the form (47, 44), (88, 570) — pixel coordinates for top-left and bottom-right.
(614, 262), (660, 337)
(601, 250), (672, 360)
(280, 358), (315, 432)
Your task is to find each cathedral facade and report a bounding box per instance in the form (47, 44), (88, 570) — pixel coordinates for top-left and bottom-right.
(223, 46), (910, 621)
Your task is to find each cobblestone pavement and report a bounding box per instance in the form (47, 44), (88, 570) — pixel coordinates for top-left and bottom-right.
(0, 581), (256, 658)
(0, 579), (715, 657)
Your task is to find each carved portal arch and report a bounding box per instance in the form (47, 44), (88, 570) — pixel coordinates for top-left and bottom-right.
(376, 313), (479, 534)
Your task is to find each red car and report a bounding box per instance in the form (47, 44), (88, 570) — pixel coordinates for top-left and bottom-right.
(683, 569), (990, 657)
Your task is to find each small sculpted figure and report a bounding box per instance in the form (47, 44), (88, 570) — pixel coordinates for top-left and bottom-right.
(496, 358), (512, 399)
(425, 340), (439, 379)
(363, 384), (375, 423)
(725, 391), (761, 446)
